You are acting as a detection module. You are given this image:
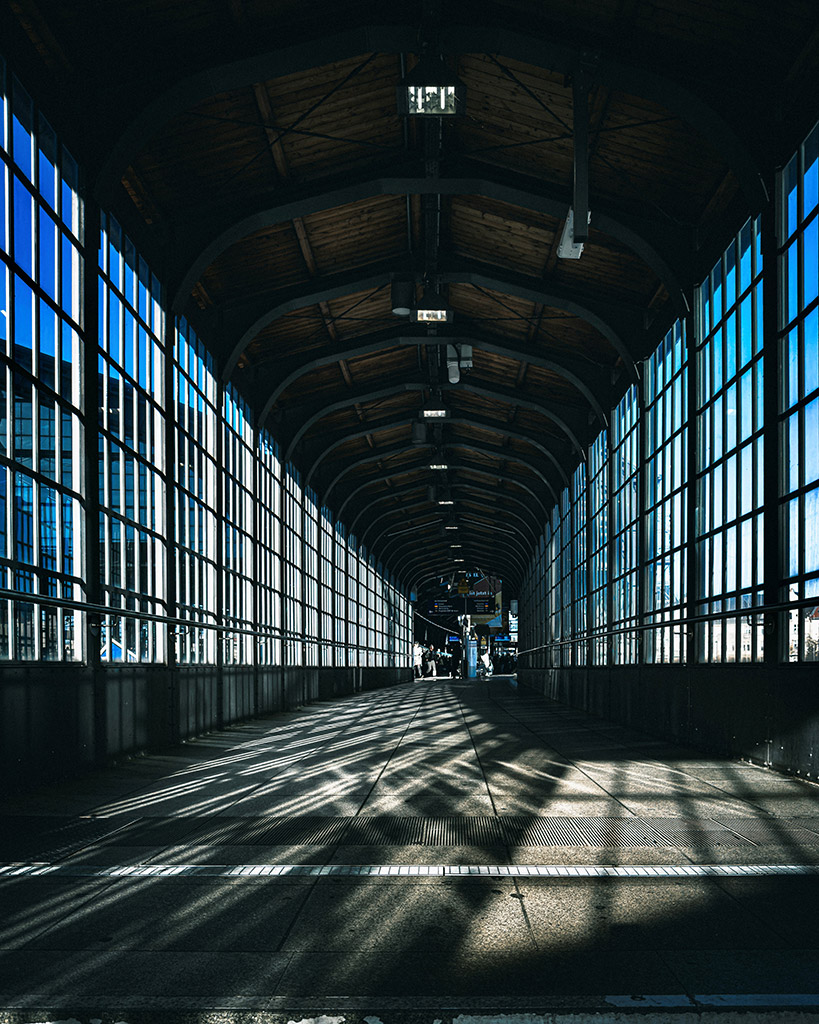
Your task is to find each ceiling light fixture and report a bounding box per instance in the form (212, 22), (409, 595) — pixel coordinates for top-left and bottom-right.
(412, 286), (452, 323)
(558, 207), (591, 259)
(390, 279), (414, 316)
(411, 420), (428, 445)
(397, 55), (466, 117)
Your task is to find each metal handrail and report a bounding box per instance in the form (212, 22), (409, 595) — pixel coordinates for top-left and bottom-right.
(516, 593), (819, 657)
(0, 587), (407, 656)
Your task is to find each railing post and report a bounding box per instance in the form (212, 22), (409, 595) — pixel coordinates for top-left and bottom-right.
(163, 311), (178, 740)
(81, 202), (105, 764)
(686, 290), (700, 666)
(605, 427), (614, 669)
(637, 375), (648, 665)
(252, 418), (260, 716)
(761, 188), (783, 663)
(215, 380), (225, 728)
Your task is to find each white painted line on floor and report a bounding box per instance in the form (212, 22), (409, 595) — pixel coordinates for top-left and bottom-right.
(696, 994), (819, 1006)
(3, 861), (819, 879)
(605, 995), (694, 1007)
(8, 997), (819, 1016)
(606, 994), (819, 1008)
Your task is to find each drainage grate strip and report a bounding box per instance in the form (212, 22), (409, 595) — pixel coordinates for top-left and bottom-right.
(3, 861), (819, 879)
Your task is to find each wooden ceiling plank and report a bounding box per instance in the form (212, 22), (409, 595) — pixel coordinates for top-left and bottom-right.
(250, 80), (344, 345)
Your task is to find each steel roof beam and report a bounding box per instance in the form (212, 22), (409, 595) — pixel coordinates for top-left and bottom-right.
(390, 531), (528, 573)
(167, 157), (689, 323)
(279, 379), (587, 463)
(370, 509), (531, 561)
(396, 545), (524, 591)
(379, 526), (529, 576)
(322, 439), (560, 507)
(360, 501), (535, 556)
(213, 258), (641, 389)
(248, 318), (613, 426)
(348, 484), (541, 547)
(94, 20), (765, 252)
(303, 412), (572, 489)
(331, 459), (551, 525)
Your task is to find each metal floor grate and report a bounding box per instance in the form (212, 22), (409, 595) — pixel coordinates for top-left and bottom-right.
(639, 817), (756, 848)
(343, 816), (503, 846)
(4, 813), (819, 858)
(0, 815), (134, 860)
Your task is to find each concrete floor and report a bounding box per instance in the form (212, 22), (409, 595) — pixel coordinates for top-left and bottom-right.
(2, 675), (819, 1023)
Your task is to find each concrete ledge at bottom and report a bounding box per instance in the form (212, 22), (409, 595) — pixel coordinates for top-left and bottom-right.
(317, 666), (412, 699)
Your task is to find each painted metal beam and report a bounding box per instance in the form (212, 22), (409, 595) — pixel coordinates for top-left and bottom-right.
(396, 544), (524, 592)
(303, 413), (572, 490)
(379, 526), (529, 576)
(280, 379), (587, 464)
(393, 542), (526, 589)
(250, 320), (613, 426)
(331, 459), (551, 525)
(215, 258), (640, 389)
(322, 439), (560, 508)
(370, 508), (531, 562)
(572, 65), (590, 245)
(390, 531), (528, 572)
(358, 498), (536, 553)
(348, 484), (541, 547)
(94, 20), (765, 237)
(167, 157), (690, 322)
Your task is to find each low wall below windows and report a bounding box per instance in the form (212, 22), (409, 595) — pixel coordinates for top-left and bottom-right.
(315, 665), (412, 699)
(1, 663), (412, 791)
(0, 663), (96, 789)
(518, 664), (819, 780)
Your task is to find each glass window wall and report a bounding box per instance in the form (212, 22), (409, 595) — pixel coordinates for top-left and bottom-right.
(643, 320), (688, 663)
(781, 123), (819, 660)
(222, 384), (254, 665)
(695, 218), (765, 662)
(174, 319), (217, 663)
(0, 65), (83, 661)
(611, 386), (639, 664)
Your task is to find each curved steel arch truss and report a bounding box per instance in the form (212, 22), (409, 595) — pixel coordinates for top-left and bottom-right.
(333, 460), (551, 526)
(380, 528), (529, 580)
(303, 412), (572, 491)
(95, 19), (764, 251)
(358, 498), (536, 555)
(280, 380), (587, 464)
(322, 439), (560, 508)
(350, 485), (542, 548)
(252, 321), (612, 428)
(169, 158), (690, 322)
(371, 510), (531, 565)
(218, 260), (641, 392)
(396, 544), (525, 592)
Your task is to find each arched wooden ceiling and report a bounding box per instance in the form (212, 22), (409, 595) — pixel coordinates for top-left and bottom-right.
(7, 0), (819, 598)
